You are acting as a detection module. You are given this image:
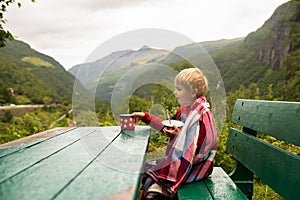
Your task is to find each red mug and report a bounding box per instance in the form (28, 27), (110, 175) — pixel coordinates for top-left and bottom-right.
(120, 114), (136, 130)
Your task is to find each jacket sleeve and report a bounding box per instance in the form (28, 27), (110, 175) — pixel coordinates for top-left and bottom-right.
(141, 112), (164, 131)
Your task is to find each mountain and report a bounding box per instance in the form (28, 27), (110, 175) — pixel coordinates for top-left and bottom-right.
(245, 2), (295, 70)
(68, 39), (241, 102)
(0, 40), (76, 105)
(210, 0), (300, 101)
(69, 1), (300, 103)
(68, 49), (131, 91)
(174, 38), (244, 57)
(69, 46), (171, 101)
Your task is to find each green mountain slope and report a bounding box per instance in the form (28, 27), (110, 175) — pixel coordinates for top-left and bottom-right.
(211, 0), (300, 101)
(0, 40), (75, 105)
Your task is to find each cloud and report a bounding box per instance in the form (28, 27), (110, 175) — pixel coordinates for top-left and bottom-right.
(60, 0), (165, 11)
(4, 0), (289, 69)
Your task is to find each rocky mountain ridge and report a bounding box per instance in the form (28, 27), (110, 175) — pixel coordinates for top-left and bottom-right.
(245, 1), (299, 70)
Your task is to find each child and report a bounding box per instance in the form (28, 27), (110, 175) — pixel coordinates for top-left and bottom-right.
(134, 68), (217, 200)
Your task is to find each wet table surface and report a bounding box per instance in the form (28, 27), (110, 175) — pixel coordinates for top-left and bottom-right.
(0, 126), (151, 200)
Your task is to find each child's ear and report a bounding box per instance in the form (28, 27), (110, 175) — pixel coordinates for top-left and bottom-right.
(193, 89), (198, 97)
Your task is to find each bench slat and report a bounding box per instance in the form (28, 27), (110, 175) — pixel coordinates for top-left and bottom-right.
(177, 167), (247, 200)
(227, 128), (300, 200)
(204, 167), (247, 200)
(231, 99), (300, 146)
(178, 182), (213, 200)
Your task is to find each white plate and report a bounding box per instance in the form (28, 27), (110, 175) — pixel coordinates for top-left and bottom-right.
(120, 114), (135, 117)
(162, 120), (184, 128)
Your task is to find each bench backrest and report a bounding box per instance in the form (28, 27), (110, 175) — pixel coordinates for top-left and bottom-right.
(227, 99), (300, 200)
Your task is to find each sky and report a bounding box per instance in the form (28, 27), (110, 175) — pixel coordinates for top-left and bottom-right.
(4, 0), (289, 70)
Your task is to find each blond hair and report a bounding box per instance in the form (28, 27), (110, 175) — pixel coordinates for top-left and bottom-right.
(175, 68), (208, 97)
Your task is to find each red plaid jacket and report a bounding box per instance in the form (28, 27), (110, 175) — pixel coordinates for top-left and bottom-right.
(141, 96), (218, 196)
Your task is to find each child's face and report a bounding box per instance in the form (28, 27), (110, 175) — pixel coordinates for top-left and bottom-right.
(174, 83), (196, 106)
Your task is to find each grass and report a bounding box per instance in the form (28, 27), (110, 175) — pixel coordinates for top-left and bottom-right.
(22, 56), (54, 68)
(253, 178), (283, 200)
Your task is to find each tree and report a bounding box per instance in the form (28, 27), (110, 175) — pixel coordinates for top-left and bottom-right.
(0, 0), (35, 47)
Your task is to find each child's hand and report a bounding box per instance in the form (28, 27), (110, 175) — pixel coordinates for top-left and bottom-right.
(132, 112), (145, 118)
(163, 125), (180, 137)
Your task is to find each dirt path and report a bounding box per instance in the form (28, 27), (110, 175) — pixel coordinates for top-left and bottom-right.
(0, 104), (44, 116)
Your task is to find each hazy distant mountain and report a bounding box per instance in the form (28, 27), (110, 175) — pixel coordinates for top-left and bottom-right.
(174, 38), (244, 58)
(68, 49), (131, 91)
(69, 46), (171, 101)
(68, 39), (241, 102)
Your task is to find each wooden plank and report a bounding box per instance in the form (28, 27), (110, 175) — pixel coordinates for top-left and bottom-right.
(0, 127), (122, 200)
(231, 99), (300, 146)
(0, 127), (75, 158)
(178, 181), (212, 200)
(0, 139), (93, 200)
(53, 126), (151, 200)
(0, 127), (96, 183)
(227, 128), (300, 200)
(177, 167), (247, 200)
(204, 167), (247, 200)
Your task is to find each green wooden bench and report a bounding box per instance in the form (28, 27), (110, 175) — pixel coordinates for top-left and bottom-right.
(0, 126), (151, 200)
(178, 99), (300, 200)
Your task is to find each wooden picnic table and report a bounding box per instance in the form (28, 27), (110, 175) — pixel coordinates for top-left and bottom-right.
(0, 126), (151, 200)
